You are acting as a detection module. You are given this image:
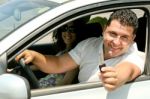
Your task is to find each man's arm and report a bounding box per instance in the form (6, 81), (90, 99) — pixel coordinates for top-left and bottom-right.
(100, 61), (141, 91)
(15, 50), (78, 74)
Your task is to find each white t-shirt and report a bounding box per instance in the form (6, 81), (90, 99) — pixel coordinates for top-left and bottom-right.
(69, 37), (144, 83)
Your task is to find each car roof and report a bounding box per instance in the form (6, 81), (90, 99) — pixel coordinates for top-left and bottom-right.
(0, 0), (149, 54)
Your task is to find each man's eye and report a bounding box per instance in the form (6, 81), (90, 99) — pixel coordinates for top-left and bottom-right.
(109, 32), (116, 37)
(121, 36), (129, 41)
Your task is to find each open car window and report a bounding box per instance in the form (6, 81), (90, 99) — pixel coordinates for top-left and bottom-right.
(7, 8), (147, 91)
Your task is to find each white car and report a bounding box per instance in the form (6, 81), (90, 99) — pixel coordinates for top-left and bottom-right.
(0, 0), (150, 99)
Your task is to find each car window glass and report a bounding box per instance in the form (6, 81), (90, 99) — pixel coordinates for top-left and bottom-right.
(35, 32), (55, 45)
(0, 0), (69, 41)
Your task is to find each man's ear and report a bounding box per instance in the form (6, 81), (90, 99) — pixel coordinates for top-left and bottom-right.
(133, 34), (136, 40)
(131, 34), (136, 44)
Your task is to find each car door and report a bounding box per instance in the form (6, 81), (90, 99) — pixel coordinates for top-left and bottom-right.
(31, 0), (150, 98)
(1, 0), (150, 99)
(30, 1), (150, 98)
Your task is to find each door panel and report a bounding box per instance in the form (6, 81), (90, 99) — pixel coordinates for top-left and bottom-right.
(31, 80), (150, 99)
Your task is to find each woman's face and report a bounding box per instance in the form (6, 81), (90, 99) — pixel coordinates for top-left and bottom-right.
(62, 22), (77, 46)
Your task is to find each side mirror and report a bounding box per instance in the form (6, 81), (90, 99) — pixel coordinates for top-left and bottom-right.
(0, 73), (30, 99)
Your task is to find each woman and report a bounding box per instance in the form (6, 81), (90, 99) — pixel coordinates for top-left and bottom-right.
(39, 21), (85, 88)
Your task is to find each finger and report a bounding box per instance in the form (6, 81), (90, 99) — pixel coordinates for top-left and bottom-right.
(15, 52), (25, 62)
(104, 83), (117, 91)
(101, 67), (116, 72)
(102, 71), (117, 78)
(103, 77), (118, 85)
(24, 56), (33, 64)
(15, 50), (31, 63)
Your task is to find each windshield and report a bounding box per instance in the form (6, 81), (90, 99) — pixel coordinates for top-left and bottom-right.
(0, 0), (71, 40)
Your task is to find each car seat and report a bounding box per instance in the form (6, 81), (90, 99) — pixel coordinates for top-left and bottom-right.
(81, 22), (103, 40)
(134, 14), (147, 52)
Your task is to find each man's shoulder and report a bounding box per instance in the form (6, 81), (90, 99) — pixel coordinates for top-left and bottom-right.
(127, 42), (139, 53)
(80, 37), (102, 45)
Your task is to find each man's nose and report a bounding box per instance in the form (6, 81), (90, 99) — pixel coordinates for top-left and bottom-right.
(112, 37), (121, 45)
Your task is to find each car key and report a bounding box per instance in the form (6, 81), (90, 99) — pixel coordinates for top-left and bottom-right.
(99, 51), (106, 72)
(99, 63), (106, 72)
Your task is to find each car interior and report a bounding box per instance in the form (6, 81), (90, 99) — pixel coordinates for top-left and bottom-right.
(7, 8), (147, 90)
(135, 13), (147, 52)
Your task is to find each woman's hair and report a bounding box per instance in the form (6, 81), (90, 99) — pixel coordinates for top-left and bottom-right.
(53, 20), (86, 52)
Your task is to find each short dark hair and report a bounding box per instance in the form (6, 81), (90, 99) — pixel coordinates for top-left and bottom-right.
(107, 9), (138, 34)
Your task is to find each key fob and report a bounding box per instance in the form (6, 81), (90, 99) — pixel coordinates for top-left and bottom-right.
(99, 64), (106, 72)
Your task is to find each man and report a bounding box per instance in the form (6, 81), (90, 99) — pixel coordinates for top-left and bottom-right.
(15, 9), (144, 91)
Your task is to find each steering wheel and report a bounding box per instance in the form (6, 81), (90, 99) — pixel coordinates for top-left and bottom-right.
(18, 58), (39, 89)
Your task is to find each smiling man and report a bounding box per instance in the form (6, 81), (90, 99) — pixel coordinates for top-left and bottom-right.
(15, 9), (144, 91)
(100, 9), (143, 91)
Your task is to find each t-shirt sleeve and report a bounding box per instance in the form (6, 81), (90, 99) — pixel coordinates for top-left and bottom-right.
(68, 37), (96, 65)
(68, 39), (88, 65)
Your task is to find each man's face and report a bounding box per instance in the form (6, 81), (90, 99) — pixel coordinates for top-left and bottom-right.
(103, 20), (136, 59)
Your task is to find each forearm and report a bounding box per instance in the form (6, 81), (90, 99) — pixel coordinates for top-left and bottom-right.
(116, 61), (141, 85)
(114, 65), (132, 88)
(32, 52), (77, 74)
(16, 50), (77, 74)
(32, 52), (60, 73)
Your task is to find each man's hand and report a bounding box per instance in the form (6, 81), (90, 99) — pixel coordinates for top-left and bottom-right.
(100, 67), (119, 91)
(100, 61), (141, 91)
(15, 50), (36, 64)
